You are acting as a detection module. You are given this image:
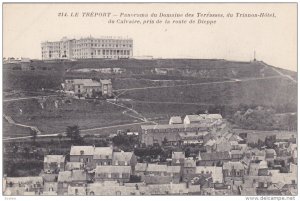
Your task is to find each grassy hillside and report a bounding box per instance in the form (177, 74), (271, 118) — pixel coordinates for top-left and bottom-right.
(3, 59), (297, 137)
(3, 98), (137, 135)
(120, 77), (297, 108)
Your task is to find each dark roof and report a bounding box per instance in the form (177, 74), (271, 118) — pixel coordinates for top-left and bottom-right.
(199, 151), (231, 161)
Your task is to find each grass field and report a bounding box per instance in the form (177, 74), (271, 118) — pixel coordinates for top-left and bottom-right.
(120, 77), (297, 107)
(3, 98), (138, 136)
(3, 119), (32, 137)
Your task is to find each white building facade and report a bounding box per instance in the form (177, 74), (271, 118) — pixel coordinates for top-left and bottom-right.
(41, 36), (133, 60)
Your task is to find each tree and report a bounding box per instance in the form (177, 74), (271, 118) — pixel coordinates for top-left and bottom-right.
(66, 125), (82, 144)
(30, 130), (38, 146)
(58, 133), (63, 150)
(162, 137), (168, 146)
(265, 136), (276, 149)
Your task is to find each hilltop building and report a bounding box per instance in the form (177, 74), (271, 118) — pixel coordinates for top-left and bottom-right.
(41, 36), (133, 60)
(63, 78), (112, 98)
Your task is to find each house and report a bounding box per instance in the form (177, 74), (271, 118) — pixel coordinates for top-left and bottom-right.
(230, 141), (241, 150)
(42, 182), (58, 195)
(63, 78), (112, 98)
(240, 187), (257, 196)
(44, 155), (65, 174)
(70, 146), (94, 169)
(204, 139), (216, 153)
(65, 162), (85, 171)
(230, 150), (244, 161)
(178, 131), (208, 145)
(183, 159), (196, 181)
(57, 170), (87, 195)
(265, 149), (277, 164)
(86, 182), (139, 196)
(183, 115), (202, 124)
(68, 185), (87, 195)
(268, 164), (297, 186)
(92, 146), (113, 168)
(112, 151), (137, 170)
(64, 79), (101, 98)
(141, 183), (191, 195)
(171, 151), (185, 166)
(3, 176), (44, 196)
(195, 166), (223, 183)
(257, 161), (269, 176)
(243, 175), (272, 189)
(143, 164), (170, 184)
(169, 116), (183, 124)
(134, 163), (148, 177)
(223, 161), (246, 182)
(215, 137), (232, 152)
(198, 151), (231, 166)
(140, 123), (210, 146)
(145, 164), (168, 176)
(248, 148), (266, 161)
(94, 165), (131, 183)
(100, 79), (113, 97)
(249, 161), (268, 176)
(184, 114), (222, 124)
(288, 144), (298, 164)
(166, 166), (181, 183)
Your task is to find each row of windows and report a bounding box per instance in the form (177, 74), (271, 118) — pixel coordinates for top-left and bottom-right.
(73, 50), (131, 56)
(75, 39), (132, 44)
(144, 127), (207, 134)
(97, 173), (130, 178)
(72, 55), (130, 59)
(74, 44), (132, 48)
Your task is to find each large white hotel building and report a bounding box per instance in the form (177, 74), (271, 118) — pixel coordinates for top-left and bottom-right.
(41, 36), (133, 60)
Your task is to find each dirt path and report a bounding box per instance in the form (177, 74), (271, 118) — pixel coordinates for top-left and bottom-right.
(3, 114), (41, 135)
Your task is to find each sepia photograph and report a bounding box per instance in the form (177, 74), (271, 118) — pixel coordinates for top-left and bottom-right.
(2, 2), (298, 198)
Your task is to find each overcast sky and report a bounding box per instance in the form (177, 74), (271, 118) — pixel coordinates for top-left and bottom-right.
(3, 3), (297, 71)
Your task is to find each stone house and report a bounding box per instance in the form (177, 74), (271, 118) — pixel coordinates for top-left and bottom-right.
(44, 155), (65, 174)
(57, 170), (87, 195)
(3, 176), (44, 196)
(182, 159), (196, 181)
(112, 151), (137, 171)
(198, 151), (231, 166)
(92, 147), (113, 168)
(223, 161), (246, 182)
(69, 146), (94, 169)
(94, 165), (131, 183)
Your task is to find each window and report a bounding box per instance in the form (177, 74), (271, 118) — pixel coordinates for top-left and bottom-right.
(75, 189), (78, 195)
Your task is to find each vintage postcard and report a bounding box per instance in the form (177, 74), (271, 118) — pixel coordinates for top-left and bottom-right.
(2, 2), (298, 199)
